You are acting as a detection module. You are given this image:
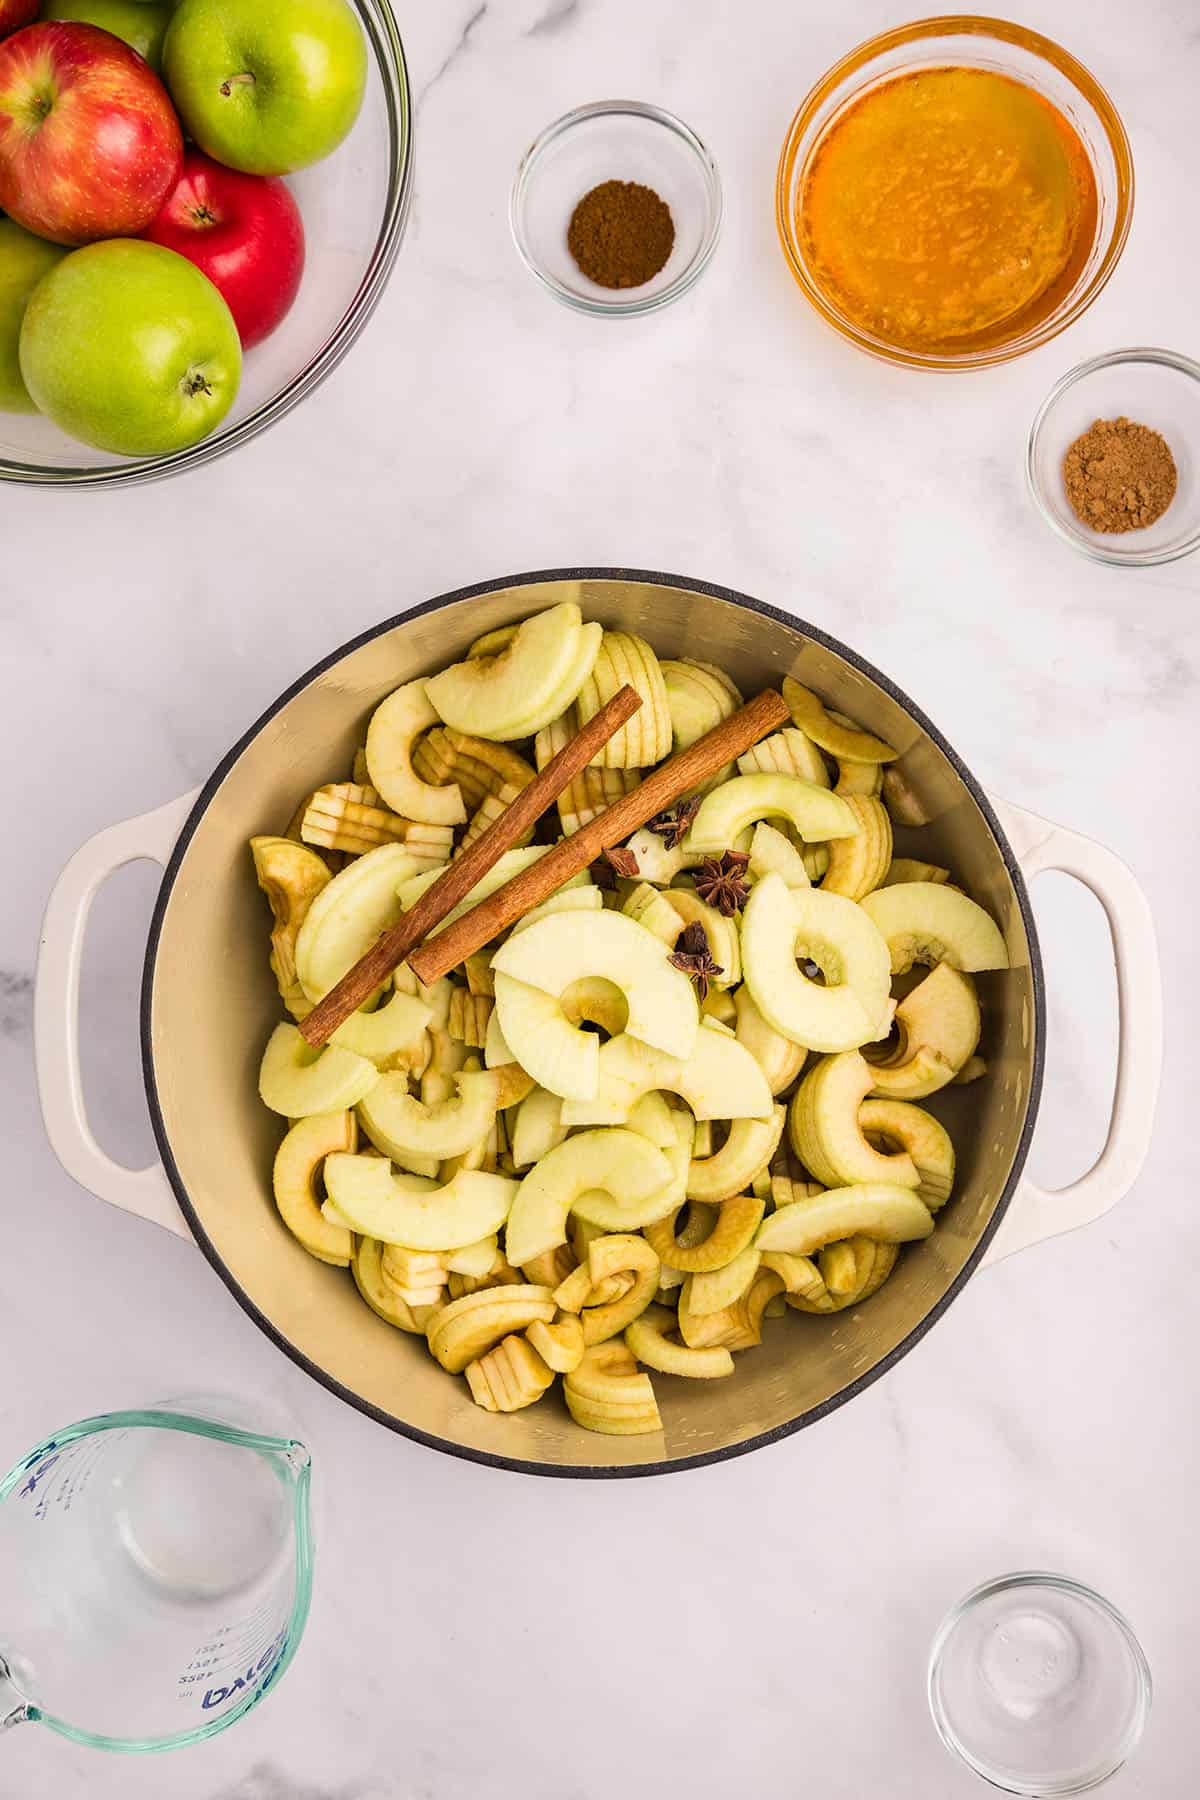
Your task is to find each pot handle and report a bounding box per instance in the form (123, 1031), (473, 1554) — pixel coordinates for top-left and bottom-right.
(35, 791), (200, 1243)
(980, 796), (1161, 1266)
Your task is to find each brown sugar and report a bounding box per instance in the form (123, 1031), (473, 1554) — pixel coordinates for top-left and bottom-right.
(567, 180), (675, 289)
(1062, 416), (1178, 533)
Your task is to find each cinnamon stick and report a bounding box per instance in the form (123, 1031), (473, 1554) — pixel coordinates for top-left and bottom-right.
(407, 687), (791, 986)
(298, 685), (642, 1046)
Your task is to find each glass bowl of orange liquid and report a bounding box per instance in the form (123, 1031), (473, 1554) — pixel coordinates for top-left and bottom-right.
(776, 17), (1133, 371)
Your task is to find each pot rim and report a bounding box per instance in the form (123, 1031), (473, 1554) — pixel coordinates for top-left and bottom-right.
(140, 568), (1046, 1479)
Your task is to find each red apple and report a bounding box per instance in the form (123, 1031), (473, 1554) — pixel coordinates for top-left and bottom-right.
(0, 22), (182, 245)
(142, 149), (305, 349)
(0, 2), (39, 41)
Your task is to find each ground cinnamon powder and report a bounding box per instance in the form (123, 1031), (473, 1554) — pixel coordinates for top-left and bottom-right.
(567, 180), (675, 289)
(1062, 416), (1178, 533)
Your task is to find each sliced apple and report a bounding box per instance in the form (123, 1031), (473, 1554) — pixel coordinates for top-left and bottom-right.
(863, 963), (981, 1099)
(860, 1098), (956, 1210)
(747, 821), (811, 889)
(677, 1266), (784, 1350)
(737, 726), (830, 788)
(575, 630), (673, 768)
(622, 826), (688, 886)
(821, 797), (893, 901)
(683, 773), (859, 858)
(685, 1245), (762, 1315)
(507, 886), (604, 937)
(777, 1236), (899, 1314)
(511, 1086), (567, 1170)
(622, 881), (685, 944)
(787, 1052), (921, 1190)
(645, 1193), (764, 1273)
(331, 989), (432, 1072)
(465, 1333), (555, 1412)
(563, 1342), (662, 1436)
(733, 986), (807, 1095)
(740, 873), (892, 1053)
(259, 1023), (379, 1117)
(686, 1106), (785, 1203)
(397, 846), (575, 934)
(781, 680), (899, 763)
(624, 1090), (678, 1150)
(324, 1154), (517, 1250)
(493, 972), (600, 1102)
(526, 1313), (585, 1373)
(427, 1284), (557, 1373)
(295, 843), (424, 1002)
(272, 1111), (356, 1265)
(425, 604), (601, 740)
(860, 883), (1009, 975)
(553, 1233), (660, 1344)
(755, 1183), (934, 1255)
(411, 727), (535, 814)
(365, 680), (467, 826)
(352, 1236), (440, 1334)
(492, 910), (699, 1060)
(560, 1018), (774, 1127)
(624, 1304), (735, 1378)
(834, 759), (883, 798)
(885, 858), (951, 886)
(506, 1129), (676, 1265)
(357, 1068), (500, 1162)
(250, 836), (331, 1019)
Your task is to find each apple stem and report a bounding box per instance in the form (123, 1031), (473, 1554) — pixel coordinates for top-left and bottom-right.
(219, 71), (257, 96)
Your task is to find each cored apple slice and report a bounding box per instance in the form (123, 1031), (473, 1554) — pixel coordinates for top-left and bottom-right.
(323, 1154), (517, 1250)
(357, 1068), (501, 1161)
(863, 963), (981, 1099)
(492, 910), (699, 1060)
(685, 1246), (762, 1315)
(505, 1128), (676, 1265)
(511, 1086), (567, 1169)
(781, 680), (899, 763)
(425, 604), (600, 740)
(250, 836), (331, 1019)
(295, 843), (425, 1002)
(272, 1110), (356, 1265)
(493, 972), (601, 1102)
(576, 630), (673, 767)
(553, 1233), (660, 1345)
(859, 1098), (956, 1210)
(331, 988), (432, 1072)
(747, 821), (811, 889)
(737, 727), (831, 788)
(365, 679), (467, 825)
(507, 885), (604, 936)
(623, 1090), (678, 1149)
(624, 1304), (735, 1379)
(686, 1106), (785, 1203)
(563, 1342), (662, 1435)
(258, 1023), (379, 1117)
(821, 797), (893, 901)
(754, 1182), (934, 1255)
(661, 658), (741, 759)
(733, 986), (807, 1095)
(427, 1285), (558, 1373)
(682, 773), (859, 857)
(787, 1052), (921, 1190)
(740, 873), (891, 1053)
(352, 1237), (440, 1334)
(860, 883), (1009, 975)
(560, 1018), (775, 1127)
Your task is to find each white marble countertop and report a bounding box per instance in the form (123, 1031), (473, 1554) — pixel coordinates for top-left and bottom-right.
(2, 0), (1197, 1793)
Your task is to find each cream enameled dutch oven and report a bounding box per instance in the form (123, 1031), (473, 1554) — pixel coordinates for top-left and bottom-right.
(35, 572), (1162, 1477)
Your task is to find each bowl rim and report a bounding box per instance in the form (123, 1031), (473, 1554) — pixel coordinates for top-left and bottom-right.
(140, 567), (1046, 1480)
(775, 13), (1135, 372)
(0, 0), (414, 490)
(1026, 345), (1200, 566)
(509, 99), (723, 317)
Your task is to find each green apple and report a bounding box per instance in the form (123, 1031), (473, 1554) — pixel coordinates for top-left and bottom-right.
(163, 0), (368, 176)
(0, 220), (65, 413)
(19, 240), (241, 456)
(40, 1), (174, 69)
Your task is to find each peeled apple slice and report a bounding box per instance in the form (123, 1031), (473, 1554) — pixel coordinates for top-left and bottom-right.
(559, 1018), (774, 1127)
(331, 988), (432, 1071)
(864, 962), (981, 1099)
(493, 972), (600, 1102)
(365, 679), (467, 826)
(787, 1052), (920, 1190)
(424, 604), (600, 740)
(295, 843), (424, 1002)
(397, 846), (577, 934)
(505, 1128), (676, 1265)
(820, 796), (893, 901)
(860, 1098), (956, 1210)
(259, 1023), (379, 1117)
(686, 1107), (785, 1203)
(323, 1154), (517, 1250)
(860, 883), (1009, 975)
(624, 1304), (735, 1379)
(737, 727), (830, 788)
(357, 1068), (501, 1161)
(427, 1285), (557, 1373)
(782, 679), (899, 763)
(272, 1110), (356, 1265)
(555, 1233), (661, 1344)
(250, 836), (331, 1019)
(352, 1237), (440, 1334)
(747, 821), (811, 889)
(755, 1183), (934, 1255)
(733, 985), (807, 1095)
(683, 772), (859, 856)
(491, 910), (699, 1061)
(575, 630), (673, 767)
(511, 1086), (567, 1170)
(563, 1342), (662, 1436)
(740, 873), (891, 1053)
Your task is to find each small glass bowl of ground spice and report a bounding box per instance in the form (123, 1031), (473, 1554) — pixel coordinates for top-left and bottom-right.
(510, 100), (722, 316)
(1028, 348), (1200, 565)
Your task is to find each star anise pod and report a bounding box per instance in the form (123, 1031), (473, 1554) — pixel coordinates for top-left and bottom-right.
(668, 920), (724, 1001)
(590, 845), (639, 889)
(693, 850), (751, 916)
(647, 795), (701, 849)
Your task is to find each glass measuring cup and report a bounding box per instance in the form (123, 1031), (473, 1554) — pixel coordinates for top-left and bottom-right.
(0, 1402), (313, 1753)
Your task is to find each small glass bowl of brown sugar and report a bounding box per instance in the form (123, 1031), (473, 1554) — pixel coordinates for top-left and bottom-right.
(1027, 348), (1200, 565)
(510, 100), (722, 316)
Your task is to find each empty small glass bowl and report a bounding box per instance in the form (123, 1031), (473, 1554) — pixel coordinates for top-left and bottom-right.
(929, 1572), (1152, 1795)
(0, 0), (413, 489)
(510, 100), (722, 317)
(1027, 347), (1200, 565)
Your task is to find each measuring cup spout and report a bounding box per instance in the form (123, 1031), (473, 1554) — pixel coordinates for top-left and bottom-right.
(0, 1657), (34, 1733)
